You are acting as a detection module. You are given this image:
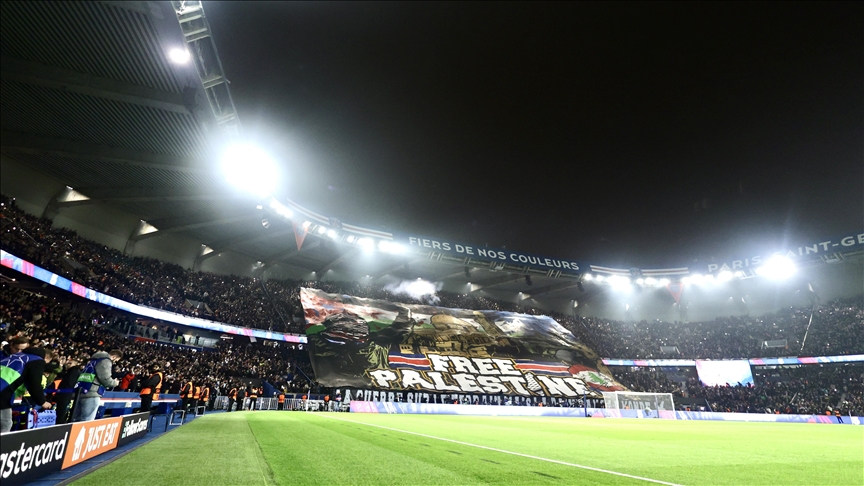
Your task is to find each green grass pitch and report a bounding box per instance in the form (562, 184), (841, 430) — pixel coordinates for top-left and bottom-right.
(72, 412), (863, 486)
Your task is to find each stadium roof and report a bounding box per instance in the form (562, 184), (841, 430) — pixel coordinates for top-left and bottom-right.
(1, 2), (861, 307)
(0, 1), (585, 299)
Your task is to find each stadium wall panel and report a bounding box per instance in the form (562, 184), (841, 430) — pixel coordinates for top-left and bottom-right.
(349, 401), (863, 425)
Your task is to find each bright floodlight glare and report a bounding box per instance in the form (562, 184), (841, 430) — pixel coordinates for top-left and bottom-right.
(377, 240), (405, 254)
(583, 274), (593, 281)
(595, 275), (605, 282)
(357, 238), (374, 251)
(718, 270), (733, 282)
(168, 48), (190, 64)
(326, 229), (337, 239)
(645, 277), (657, 286)
(302, 221), (311, 229)
(636, 278), (645, 285)
(268, 198), (293, 218)
(734, 270), (745, 278)
(221, 144), (279, 197)
(755, 256), (797, 280)
(346, 235), (355, 243)
(316, 226), (327, 235)
(659, 278), (670, 285)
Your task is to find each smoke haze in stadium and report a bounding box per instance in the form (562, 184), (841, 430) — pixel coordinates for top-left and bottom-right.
(205, 2), (863, 267)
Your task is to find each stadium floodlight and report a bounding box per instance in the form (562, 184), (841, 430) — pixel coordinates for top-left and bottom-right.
(595, 275), (605, 282)
(659, 278), (670, 286)
(268, 198), (293, 218)
(220, 144), (279, 197)
(357, 238), (374, 251)
(378, 240), (405, 254)
(718, 270), (733, 282)
(168, 47), (191, 64)
(688, 273), (704, 284)
(346, 235), (355, 243)
(755, 255), (796, 280)
(316, 226), (327, 235)
(302, 221), (311, 229)
(636, 278), (645, 285)
(326, 229), (337, 239)
(583, 273), (593, 281)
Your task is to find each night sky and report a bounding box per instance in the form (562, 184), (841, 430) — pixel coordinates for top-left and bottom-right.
(205, 2), (863, 268)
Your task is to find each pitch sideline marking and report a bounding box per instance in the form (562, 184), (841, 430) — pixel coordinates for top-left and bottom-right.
(319, 414), (685, 486)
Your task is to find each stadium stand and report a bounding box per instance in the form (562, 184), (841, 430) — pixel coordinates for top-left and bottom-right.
(2, 192), (863, 420)
(3, 194), (862, 360)
(0, 282), (314, 398)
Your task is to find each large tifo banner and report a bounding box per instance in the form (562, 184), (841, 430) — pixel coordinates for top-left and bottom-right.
(301, 288), (624, 397)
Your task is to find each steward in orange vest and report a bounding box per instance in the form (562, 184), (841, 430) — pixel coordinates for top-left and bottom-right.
(139, 368), (163, 412)
(200, 385), (210, 404)
(180, 379), (195, 411)
(277, 392), (285, 410)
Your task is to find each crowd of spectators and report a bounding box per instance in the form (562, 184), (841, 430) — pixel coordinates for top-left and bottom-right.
(3, 194), (862, 362)
(1, 195), (295, 332)
(2, 192), (864, 418)
(0, 282), (315, 400)
(609, 364), (864, 416)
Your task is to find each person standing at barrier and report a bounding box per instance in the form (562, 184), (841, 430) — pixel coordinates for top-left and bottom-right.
(236, 386), (246, 411)
(227, 385), (237, 412)
(180, 377), (195, 412)
(199, 383), (210, 412)
(73, 349), (122, 422)
(53, 356), (81, 424)
(0, 347), (53, 433)
(248, 386), (258, 411)
(138, 365), (163, 413)
(192, 382), (201, 411)
(277, 391), (285, 410)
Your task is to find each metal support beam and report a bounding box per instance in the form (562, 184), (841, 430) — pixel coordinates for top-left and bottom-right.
(522, 281), (582, 299)
(255, 240), (322, 274)
(316, 248), (360, 275)
(51, 186), (238, 208)
(371, 258), (424, 280)
(131, 211), (257, 241)
(469, 273), (526, 291)
(0, 131), (207, 173)
(195, 228), (294, 266)
(0, 56), (191, 115)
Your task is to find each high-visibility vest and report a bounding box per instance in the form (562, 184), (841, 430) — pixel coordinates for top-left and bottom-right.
(0, 352), (43, 405)
(181, 381), (194, 398)
(278, 394), (285, 404)
(230, 388), (237, 399)
(193, 386), (201, 400)
(76, 357), (109, 395)
(140, 372), (163, 400)
(200, 387), (210, 402)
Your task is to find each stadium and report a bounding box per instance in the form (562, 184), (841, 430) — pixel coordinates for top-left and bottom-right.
(1, 2), (862, 486)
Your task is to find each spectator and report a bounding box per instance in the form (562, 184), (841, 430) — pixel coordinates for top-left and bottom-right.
(1, 346), (54, 433)
(73, 349), (122, 422)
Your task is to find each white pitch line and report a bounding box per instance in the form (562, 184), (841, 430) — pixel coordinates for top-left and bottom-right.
(319, 414), (685, 486)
